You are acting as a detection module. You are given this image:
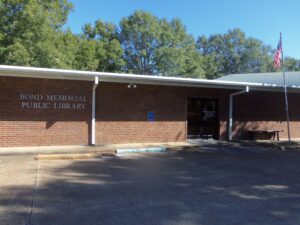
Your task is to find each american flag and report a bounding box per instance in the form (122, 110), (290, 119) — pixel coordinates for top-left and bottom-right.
(274, 35), (282, 69)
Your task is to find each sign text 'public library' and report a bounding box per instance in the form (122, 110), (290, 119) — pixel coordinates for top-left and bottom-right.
(20, 93), (87, 110)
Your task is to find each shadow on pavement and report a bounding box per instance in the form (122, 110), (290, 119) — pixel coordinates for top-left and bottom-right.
(1, 145), (300, 225)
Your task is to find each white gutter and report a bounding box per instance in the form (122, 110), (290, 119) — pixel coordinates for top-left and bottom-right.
(91, 76), (99, 145)
(0, 65), (299, 92)
(0, 65), (263, 89)
(228, 86), (249, 141)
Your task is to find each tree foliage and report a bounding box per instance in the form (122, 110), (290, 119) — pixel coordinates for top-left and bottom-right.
(119, 11), (204, 77)
(80, 20), (124, 72)
(281, 57), (300, 72)
(197, 29), (275, 78)
(0, 3), (299, 78)
(0, 0), (73, 67)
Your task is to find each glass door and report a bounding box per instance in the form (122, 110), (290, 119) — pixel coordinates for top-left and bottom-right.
(187, 98), (219, 139)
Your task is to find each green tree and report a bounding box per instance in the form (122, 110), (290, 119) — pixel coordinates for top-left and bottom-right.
(156, 18), (204, 77)
(197, 28), (273, 78)
(79, 20), (124, 72)
(0, 0), (73, 67)
(119, 11), (204, 77)
(1, 2), (299, 77)
(283, 57), (300, 72)
(119, 11), (161, 75)
(56, 30), (80, 69)
(74, 39), (98, 71)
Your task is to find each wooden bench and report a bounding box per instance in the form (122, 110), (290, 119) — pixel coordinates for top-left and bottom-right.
(247, 129), (283, 141)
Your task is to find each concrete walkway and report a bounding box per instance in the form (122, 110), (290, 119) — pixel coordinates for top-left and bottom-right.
(0, 145), (114, 156)
(1, 140), (300, 157)
(0, 142), (192, 156)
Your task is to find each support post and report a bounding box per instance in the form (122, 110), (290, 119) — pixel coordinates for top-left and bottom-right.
(228, 86), (249, 141)
(228, 95), (233, 141)
(280, 33), (291, 142)
(91, 76), (99, 145)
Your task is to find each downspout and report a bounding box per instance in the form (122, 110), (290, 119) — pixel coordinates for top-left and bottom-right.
(91, 76), (99, 145)
(228, 86), (249, 141)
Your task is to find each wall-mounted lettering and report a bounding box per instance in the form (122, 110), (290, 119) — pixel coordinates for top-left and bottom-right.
(20, 93), (87, 110)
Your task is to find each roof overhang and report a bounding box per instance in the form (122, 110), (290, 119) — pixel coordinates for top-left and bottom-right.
(0, 65), (299, 93)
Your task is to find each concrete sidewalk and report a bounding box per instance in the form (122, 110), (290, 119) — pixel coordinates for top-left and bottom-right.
(0, 142), (193, 156)
(1, 140), (299, 156)
(0, 145), (115, 156)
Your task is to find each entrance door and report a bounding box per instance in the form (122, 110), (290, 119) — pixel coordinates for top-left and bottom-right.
(187, 98), (219, 139)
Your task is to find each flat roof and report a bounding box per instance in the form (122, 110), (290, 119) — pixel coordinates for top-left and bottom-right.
(0, 65), (299, 92)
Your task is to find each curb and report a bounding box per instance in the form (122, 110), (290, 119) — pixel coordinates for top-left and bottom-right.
(36, 153), (101, 160)
(35, 152), (115, 160)
(0, 145), (116, 156)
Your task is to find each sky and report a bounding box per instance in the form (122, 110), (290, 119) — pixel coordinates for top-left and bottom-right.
(66, 0), (300, 58)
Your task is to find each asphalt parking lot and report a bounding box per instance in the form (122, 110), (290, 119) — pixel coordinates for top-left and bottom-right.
(1, 143), (300, 225)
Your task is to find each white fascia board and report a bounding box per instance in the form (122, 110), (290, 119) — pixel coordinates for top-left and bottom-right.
(0, 65), (299, 92)
(0, 65), (262, 89)
(97, 73), (261, 90)
(0, 65), (96, 81)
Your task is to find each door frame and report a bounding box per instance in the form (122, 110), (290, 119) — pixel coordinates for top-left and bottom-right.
(186, 97), (220, 140)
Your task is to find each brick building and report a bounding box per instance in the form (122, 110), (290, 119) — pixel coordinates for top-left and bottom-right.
(0, 65), (299, 147)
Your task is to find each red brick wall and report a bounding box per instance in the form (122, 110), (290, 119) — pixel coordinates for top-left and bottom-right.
(95, 83), (230, 144)
(1, 76), (300, 147)
(232, 91), (300, 140)
(0, 76), (92, 147)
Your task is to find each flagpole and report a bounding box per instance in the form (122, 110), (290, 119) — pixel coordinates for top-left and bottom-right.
(280, 32), (291, 142)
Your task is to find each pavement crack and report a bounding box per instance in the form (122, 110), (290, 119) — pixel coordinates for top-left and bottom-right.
(26, 158), (39, 225)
